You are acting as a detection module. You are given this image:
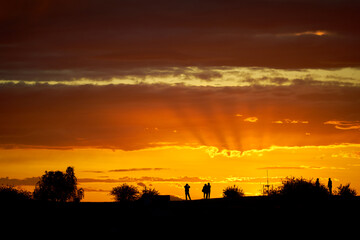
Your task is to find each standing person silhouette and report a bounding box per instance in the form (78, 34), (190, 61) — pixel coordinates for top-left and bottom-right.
(202, 184), (207, 199)
(207, 183), (211, 199)
(315, 178), (320, 189)
(184, 183), (191, 200)
(328, 178), (332, 195)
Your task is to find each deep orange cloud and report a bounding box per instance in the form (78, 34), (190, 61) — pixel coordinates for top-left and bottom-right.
(0, 82), (359, 152)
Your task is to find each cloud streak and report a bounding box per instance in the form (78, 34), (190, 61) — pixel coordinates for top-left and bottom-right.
(78, 176), (209, 184)
(0, 177), (39, 186)
(257, 166), (345, 170)
(324, 120), (360, 130)
(108, 168), (169, 172)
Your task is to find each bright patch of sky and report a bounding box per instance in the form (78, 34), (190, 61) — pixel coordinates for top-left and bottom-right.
(1, 67), (359, 87)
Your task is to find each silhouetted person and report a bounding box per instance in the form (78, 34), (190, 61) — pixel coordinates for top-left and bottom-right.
(202, 184), (207, 199)
(206, 183), (211, 199)
(315, 178), (320, 188)
(328, 178), (332, 195)
(184, 183), (191, 200)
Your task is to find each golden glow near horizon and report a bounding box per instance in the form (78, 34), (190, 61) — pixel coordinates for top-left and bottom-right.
(1, 143), (360, 201)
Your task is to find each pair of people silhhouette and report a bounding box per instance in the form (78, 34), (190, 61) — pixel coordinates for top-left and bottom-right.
(184, 183), (211, 200)
(315, 177), (333, 195)
(202, 183), (211, 199)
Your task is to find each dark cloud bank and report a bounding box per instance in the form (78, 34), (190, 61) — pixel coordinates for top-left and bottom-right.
(1, 0), (360, 81)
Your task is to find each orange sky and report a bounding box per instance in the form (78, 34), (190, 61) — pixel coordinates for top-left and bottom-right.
(1, 81), (360, 201)
(1, 1), (360, 201)
(1, 144), (360, 201)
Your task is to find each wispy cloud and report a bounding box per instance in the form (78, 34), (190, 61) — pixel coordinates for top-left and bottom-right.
(225, 176), (283, 183)
(332, 151), (360, 159)
(83, 168), (169, 174)
(78, 176), (210, 183)
(272, 119), (309, 124)
(82, 170), (105, 174)
(243, 117), (258, 123)
(109, 168), (169, 172)
(203, 144), (360, 158)
(291, 30), (330, 37)
(324, 120), (360, 130)
(0, 177), (39, 186)
(258, 166), (305, 170)
(257, 166), (345, 170)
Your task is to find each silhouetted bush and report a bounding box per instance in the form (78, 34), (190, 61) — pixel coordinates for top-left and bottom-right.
(139, 186), (160, 200)
(336, 184), (357, 198)
(223, 185), (244, 199)
(33, 166), (84, 202)
(110, 184), (140, 202)
(0, 185), (32, 202)
(268, 177), (329, 200)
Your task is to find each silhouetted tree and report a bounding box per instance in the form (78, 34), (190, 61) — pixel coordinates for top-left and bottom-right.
(110, 184), (139, 202)
(336, 184), (357, 198)
(268, 177), (329, 199)
(74, 188), (85, 203)
(33, 166), (84, 202)
(65, 166), (77, 200)
(223, 185), (244, 199)
(0, 185), (32, 202)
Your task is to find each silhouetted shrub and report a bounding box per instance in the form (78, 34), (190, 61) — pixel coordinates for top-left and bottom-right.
(0, 185), (32, 202)
(268, 177), (329, 200)
(139, 186), (160, 200)
(33, 166), (84, 202)
(223, 185), (244, 199)
(110, 184), (140, 202)
(336, 184), (357, 198)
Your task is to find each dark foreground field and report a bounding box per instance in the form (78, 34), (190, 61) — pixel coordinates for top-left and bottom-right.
(2, 196), (360, 235)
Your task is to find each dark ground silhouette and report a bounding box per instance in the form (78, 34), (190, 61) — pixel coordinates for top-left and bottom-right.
(1, 174), (359, 235)
(2, 196), (359, 233)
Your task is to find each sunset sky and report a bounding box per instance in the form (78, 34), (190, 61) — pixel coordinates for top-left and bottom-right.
(1, 0), (360, 201)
